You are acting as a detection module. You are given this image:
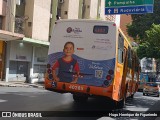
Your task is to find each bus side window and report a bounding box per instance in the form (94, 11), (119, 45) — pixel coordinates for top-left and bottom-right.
(128, 47), (132, 68)
(118, 33), (124, 63)
(123, 48), (127, 62)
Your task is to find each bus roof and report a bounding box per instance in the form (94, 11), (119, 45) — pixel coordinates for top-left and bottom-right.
(56, 19), (135, 47)
(55, 19), (116, 25)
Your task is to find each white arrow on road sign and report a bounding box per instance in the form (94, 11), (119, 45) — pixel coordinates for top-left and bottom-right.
(108, 9), (111, 14)
(108, 1), (112, 6)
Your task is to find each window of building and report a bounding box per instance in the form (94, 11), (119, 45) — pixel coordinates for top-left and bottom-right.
(64, 11), (68, 15)
(97, 0), (101, 19)
(21, 0), (25, 4)
(9, 61), (29, 80)
(28, 22), (32, 27)
(33, 65), (46, 73)
(16, 0), (25, 5)
(57, 2), (62, 19)
(0, 16), (3, 29)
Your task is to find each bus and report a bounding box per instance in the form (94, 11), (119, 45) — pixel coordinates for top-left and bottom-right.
(138, 73), (149, 91)
(45, 19), (140, 108)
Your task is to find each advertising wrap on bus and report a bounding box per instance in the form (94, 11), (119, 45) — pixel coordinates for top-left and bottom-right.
(47, 20), (117, 87)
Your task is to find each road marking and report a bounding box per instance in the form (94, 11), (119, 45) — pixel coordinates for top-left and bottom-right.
(98, 117), (114, 120)
(0, 99), (7, 103)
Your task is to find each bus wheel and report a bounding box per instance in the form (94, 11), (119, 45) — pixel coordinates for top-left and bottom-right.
(118, 98), (125, 109)
(117, 87), (127, 108)
(73, 94), (88, 103)
(112, 99), (125, 109)
(130, 94), (134, 98)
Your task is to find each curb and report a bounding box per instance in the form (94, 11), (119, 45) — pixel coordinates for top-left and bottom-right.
(0, 83), (44, 88)
(29, 84), (44, 88)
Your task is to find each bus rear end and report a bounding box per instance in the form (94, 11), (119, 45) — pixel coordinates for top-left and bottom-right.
(45, 20), (117, 101)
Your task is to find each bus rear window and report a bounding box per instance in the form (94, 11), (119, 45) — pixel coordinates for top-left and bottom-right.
(93, 26), (108, 34)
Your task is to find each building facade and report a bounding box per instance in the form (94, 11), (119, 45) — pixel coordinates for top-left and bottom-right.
(120, 14), (133, 42)
(1, 0), (106, 83)
(140, 58), (157, 82)
(0, 0), (24, 81)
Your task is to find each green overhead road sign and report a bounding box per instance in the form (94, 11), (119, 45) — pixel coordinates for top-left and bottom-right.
(105, 0), (154, 7)
(105, 0), (154, 15)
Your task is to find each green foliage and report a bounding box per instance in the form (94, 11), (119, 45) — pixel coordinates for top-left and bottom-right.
(137, 42), (148, 59)
(127, 0), (160, 41)
(127, 0), (160, 59)
(137, 24), (160, 59)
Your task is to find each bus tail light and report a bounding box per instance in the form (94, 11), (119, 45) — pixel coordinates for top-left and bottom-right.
(103, 80), (109, 86)
(106, 75), (111, 80)
(108, 70), (114, 75)
(47, 69), (52, 74)
(103, 72), (114, 87)
(48, 74), (53, 80)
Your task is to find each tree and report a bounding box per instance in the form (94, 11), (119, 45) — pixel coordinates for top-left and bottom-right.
(127, 0), (160, 42)
(136, 42), (148, 59)
(137, 24), (160, 59)
(126, 0), (160, 60)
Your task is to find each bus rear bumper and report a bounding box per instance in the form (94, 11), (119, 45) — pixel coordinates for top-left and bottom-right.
(45, 80), (113, 98)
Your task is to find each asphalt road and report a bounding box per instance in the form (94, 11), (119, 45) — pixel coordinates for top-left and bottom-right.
(0, 87), (159, 120)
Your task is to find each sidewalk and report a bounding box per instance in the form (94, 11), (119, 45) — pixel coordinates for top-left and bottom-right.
(0, 81), (44, 88)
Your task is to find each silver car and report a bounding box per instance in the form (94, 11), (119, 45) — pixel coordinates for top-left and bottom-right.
(143, 82), (160, 97)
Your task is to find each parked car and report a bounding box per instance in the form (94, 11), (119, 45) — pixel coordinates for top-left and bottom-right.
(143, 82), (160, 97)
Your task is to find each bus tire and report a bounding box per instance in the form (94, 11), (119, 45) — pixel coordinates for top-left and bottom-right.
(130, 94), (134, 98)
(118, 99), (125, 108)
(73, 94), (88, 103)
(114, 94), (126, 109)
(117, 85), (127, 108)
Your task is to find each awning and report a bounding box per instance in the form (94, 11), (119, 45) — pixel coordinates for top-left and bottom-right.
(0, 30), (24, 41)
(23, 37), (50, 46)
